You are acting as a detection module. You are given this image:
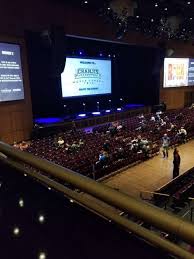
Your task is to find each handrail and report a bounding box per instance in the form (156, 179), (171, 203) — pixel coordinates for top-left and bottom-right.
(0, 142), (194, 247)
(1, 156), (194, 259)
(140, 190), (170, 198)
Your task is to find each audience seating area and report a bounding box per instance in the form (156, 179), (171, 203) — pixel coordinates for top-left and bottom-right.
(154, 167), (194, 213)
(26, 107), (194, 180)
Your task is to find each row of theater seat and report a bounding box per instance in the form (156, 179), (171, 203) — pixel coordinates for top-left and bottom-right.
(27, 107), (194, 180)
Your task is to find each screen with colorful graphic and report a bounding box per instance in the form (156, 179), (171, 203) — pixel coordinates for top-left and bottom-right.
(0, 43), (24, 102)
(61, 57), (111, 97)
(163, 58), (189, 88)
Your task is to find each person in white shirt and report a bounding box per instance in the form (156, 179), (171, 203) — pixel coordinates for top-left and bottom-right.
(178, 127), (187, 143)
(58, 137), (64, 147)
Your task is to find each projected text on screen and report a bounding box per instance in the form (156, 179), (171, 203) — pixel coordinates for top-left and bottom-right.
(0, 43), (24, 102)
(61, 57), (111, 97)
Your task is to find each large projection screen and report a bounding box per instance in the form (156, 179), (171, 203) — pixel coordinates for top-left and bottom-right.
(163, 58), (189, 88)
(0, 43), (24, 102)
(61, 57), (111, 98)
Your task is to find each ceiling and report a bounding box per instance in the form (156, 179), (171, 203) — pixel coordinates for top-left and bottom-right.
(56, 0), (194, 41)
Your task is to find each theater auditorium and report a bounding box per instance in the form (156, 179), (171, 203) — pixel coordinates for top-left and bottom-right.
(1, 0), (194, 258)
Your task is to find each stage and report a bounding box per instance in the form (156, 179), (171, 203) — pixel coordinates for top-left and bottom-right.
(33, 104), (150, 137)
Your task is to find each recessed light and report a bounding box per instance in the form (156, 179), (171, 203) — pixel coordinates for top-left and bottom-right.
(13, 227), (20, 236)
(136, 15), (139, 18)
(187, 1), (191, 4)
(39, 252), (46, 259)
(19, 198), (24, 208)
(38, 215), (45, 224)
(155, 3), (158, 7)
(84, 0), (88, 4)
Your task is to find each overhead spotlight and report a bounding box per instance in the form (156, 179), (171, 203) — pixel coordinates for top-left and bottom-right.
(70, 199), (74, 203)
(151, 18), (154, 22)
(117, 108), (122, 111)
(155, 3), (158, 7)
(107, 7), (111, 10)
(108, 54), (111, 57)
(84, 0), (88, 4)
(13, 227), (20, 236)
(48, 187), (51, 191)
(79, 51), (83, 55)
(38, 252), (46, 259)
(38, 214), (45, 224)
(164, 7), (168, 11)
(187, 1), (191, 4)
(99, 53), (103, 57)
(136, 15), (139, 18)
(18, 198), (24, 208)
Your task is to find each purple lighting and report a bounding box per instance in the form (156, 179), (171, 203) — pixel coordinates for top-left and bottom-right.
(79, 51), (83, 55)
(78, 113), (86, 117)
(117, 108), (122, 111)
(92, 112), (101, 115)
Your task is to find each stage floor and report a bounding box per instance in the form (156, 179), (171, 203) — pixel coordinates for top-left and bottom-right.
(34, 104), (145, 126)
(103, 139), (194, 199)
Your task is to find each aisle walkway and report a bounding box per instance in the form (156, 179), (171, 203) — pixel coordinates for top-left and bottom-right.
(103, 140), (194, 199)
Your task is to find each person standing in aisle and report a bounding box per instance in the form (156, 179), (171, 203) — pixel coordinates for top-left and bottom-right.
(173, 148), (181, 178)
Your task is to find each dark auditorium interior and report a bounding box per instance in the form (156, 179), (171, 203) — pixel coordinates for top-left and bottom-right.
(1, 0), (194, 258)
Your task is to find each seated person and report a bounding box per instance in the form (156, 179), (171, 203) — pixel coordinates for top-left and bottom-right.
(79, 139), (84, 146)
(167, 122), (176, 132)
(103, 140), (110, 152)
(19, 141), (29, 151)
(150, 116), (156, 122)
(97, 150), (109, 166)
(58, 137), (64, 147)
(13, 141), (19, 149)
(177, 127), (187, 143)
(71, 141), (79, 150)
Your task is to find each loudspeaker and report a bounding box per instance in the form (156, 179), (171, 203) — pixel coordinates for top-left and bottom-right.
(41, 25), (66, 77)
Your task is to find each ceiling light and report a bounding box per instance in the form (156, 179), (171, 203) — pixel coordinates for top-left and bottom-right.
(39, 252), (46, 259)
(13, 227), (20, 236)
(187, 1), (191, 4)
(84, 0), (88, 4)
(164, 7), (168, 11)
(151, 18), (154, 22)
(136, 15), (139, 18)
(18, 198), (24, 208)
(155, 3), (158, 7)
(38, 215), (45, 224)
